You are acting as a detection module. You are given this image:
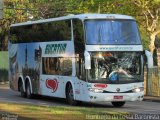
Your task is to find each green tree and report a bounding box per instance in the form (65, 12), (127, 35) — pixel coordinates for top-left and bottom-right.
(132, 0), (160, 53)
(32, 0), (68, 18)
(0, 0), (72, 50)
(67, 0), (95, 13)
(0, 0), (158, 52)
(0, 0), (36, 50)
(68, 0), (159, 51)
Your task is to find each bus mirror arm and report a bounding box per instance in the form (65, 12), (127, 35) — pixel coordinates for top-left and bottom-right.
(84, 51), (91, 69)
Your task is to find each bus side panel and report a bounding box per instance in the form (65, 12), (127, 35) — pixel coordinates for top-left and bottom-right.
(9, 43), (42, 93)
(39, 41), (76, 98)
(39, 75), (68, 98)
(26, 43), (42, 94)
(9, 43), (19, 91)
(39, 76), (86, 99)
(9, 41), (75, 96)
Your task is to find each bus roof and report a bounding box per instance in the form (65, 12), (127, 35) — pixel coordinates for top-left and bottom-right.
(11, 14), (135, 27)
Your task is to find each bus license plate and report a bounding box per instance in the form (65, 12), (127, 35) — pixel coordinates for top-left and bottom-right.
(114, 96), (123, 99)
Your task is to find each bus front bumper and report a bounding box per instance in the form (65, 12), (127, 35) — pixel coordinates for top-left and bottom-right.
(86, 92), (144, 102)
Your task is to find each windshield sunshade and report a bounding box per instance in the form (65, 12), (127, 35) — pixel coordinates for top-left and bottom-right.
(85, 20), (141, 45)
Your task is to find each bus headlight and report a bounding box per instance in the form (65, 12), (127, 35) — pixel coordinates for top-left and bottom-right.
(88, 88), (104, 93)
(132, 87), (144, 93)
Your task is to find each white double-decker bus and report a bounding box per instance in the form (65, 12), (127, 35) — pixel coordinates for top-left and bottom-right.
(9, 14), (145, 107)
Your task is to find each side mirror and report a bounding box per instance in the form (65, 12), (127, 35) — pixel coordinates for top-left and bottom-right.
(84, 51), (91, 69)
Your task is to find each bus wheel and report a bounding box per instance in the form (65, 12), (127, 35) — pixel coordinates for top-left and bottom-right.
(66, 84), (78, 105)
(26, 82), (33, 99)
(111, 101), (125, 107)
(20, 83), (26, 98)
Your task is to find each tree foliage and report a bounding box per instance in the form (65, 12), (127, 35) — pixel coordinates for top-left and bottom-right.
(132, 0), (160, 53)
(0, 0), (36, 50)
(0, 0), (160, 51)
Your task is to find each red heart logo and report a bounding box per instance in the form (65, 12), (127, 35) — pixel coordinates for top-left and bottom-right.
(46, 79), (58, 93)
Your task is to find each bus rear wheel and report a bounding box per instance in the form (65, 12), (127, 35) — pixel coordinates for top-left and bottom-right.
(26, 82), (33, 99)
(66, 84), (78, 105)
(20, 82), (26, 98)
(111, 101), (125, 107)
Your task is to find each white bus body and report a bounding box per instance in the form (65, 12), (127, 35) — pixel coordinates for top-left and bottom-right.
(9, 14), (144, 107)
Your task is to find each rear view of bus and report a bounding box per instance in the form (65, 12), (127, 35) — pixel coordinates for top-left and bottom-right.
(77, 14), (144, 107)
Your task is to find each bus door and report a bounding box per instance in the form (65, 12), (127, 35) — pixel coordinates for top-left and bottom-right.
(75, 56), (86, 100)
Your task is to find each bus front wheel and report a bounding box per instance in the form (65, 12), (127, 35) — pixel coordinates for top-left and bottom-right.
(66, 84), (78, 105)
(111, 101), (125, 107)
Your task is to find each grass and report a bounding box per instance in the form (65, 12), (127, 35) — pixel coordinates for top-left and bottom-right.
(0, 51), (8, 82)
(0, 103), (128, 120)
(0, 51), (8, 69)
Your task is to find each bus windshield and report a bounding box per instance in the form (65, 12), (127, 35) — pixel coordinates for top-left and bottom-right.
(85, 20), (141, 45)
(88, 52), (143, 83)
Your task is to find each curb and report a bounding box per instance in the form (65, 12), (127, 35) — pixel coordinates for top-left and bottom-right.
(143, 96), (160, 102)
(0, 81), (9, 85)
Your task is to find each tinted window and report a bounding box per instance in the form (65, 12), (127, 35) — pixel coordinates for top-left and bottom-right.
(75, 55), (86, 80)
(73, 19), (85, 54)
(10, 20), (71, 43)
(72, 19), (86, 80)
(42, 57), (72, 76)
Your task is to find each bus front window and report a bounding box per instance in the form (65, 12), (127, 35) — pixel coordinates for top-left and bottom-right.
(88, 52), (143, 83)
(85, 20), (141, 45)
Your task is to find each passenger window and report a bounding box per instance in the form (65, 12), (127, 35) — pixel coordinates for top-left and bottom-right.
(42, 57), (72, 76)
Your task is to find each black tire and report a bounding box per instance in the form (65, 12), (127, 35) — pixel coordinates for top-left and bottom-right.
(20, 82), (26, 98)
(111, 101), (125, 107)
(66, 84), (78, 105)
(26, 82), (33, 99)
